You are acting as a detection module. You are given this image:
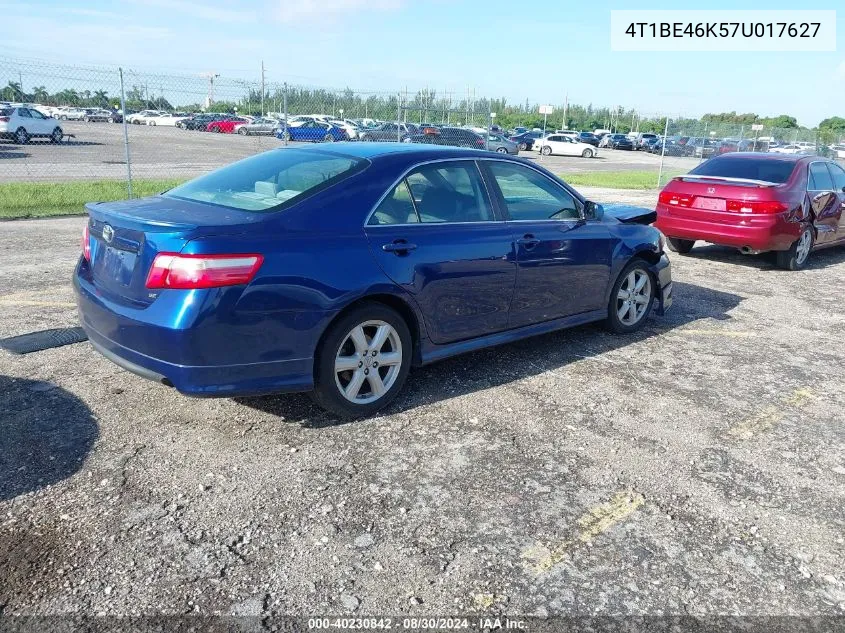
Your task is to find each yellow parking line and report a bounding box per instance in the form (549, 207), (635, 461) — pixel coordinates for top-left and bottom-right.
(521, 492), (645, 574)
(0, 299), (76, 308)
(678, 329), (756, 338)
(727, 388), (814, 440)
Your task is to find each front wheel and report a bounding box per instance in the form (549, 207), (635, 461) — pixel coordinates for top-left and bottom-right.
(518, 142), (528, 151)
(605, 260), (655, 334)
(667, 237), (695, 254)
(496, 146), (508, 153)
(238, 127), (248, 135)
(581, 148), (594, 158)
(149, 121), (156, 126)
(324, 133), (335, 142)
(776, 225), (814, 270)
(540, 145), (552, 156)
(311, 303), (412, 419)
(283, 131), (291, 142)
(50, 127), (63, 143)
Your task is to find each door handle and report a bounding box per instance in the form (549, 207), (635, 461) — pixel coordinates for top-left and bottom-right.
(382, 240), (417, 254)
(517, 234), (541, 249)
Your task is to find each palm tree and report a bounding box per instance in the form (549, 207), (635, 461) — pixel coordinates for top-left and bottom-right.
(32, 85), (49, 103)
(93, 90), (109, 108)
(2, 81), (22, 101)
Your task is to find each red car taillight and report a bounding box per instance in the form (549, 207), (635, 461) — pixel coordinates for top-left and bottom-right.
(81, 224), (91, 261)
(0, 116), (9, 123)
(658, 191), (692, 207)
(145, 253), (263, 289)
(726, 200), (788, 214)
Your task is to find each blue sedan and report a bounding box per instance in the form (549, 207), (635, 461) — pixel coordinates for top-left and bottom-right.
(74, 143), (673, 418)
(276, 120), (347, 143)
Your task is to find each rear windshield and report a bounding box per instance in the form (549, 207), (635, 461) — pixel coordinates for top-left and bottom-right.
(0, 108), (13, 116)
(165, 149), (367, 212)
(689, 156), (796, 184)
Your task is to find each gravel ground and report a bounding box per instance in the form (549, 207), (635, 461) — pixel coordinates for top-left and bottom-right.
(0, 122), (703, 183)
(1, 208), (844, 623)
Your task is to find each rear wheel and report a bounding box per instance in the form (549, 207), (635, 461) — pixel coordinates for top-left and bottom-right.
(605, 260), (655, 334)
(283, 131), (291, 142)
(540, 145), (552, 156)
(518, 142), (528, 151)
(667, 237), (695, 254)
(496, 146), (508, 153)
(15, 127), (29, 144)
(149, 121), (156, 126)
(238, 127), (248, 135)
(311, 303), (412, 419)
(50, 127), (63, 143)
(581, 148), (594, 158)
(324, 133), (335, 142)
(776, 225), (814, 270)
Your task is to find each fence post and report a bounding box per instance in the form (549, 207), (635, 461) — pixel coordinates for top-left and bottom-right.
(486, 111), (491, 151)
(657, 116), (670, 189)
(283, 82), (288, 146)
(397, 92), (401, 142)
(118, 68), (133, 199)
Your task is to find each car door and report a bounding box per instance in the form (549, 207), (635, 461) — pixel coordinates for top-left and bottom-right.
(807, 161), (842, 246)
(364, 159), (516, 345)
(26, 108), (52, 134)
(482, 160), (612, 327)
(821, 162), (845, 242)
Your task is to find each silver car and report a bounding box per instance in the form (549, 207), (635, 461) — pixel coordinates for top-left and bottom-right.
(236, 117), (279, 136)
(486, 133), (519, 155)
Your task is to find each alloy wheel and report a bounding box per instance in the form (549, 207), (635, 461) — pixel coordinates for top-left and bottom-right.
(616, 270), (652, 326)
(795, 228), (812, 266)
(334, 320), (403, 405)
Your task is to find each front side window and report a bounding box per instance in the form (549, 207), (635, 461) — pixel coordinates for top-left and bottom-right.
(828, 163), (845, 192)
(808, 162), (835, 191)
(165, 149), (366, 212)
(488, 162), (580, 221)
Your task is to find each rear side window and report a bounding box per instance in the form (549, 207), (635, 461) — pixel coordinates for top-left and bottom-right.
(690, 156), (796, 184)
(0, 108), (12, 116)
(165, 149), (367, 212)
(808, 162), (835, 191)
(369, 181), (418, 225)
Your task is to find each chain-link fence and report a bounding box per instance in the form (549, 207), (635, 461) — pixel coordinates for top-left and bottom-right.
(2, 55), (844, 214)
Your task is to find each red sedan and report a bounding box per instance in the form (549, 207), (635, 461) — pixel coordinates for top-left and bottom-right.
(206, 116), (250, 133)
(655, 153), (845, 270)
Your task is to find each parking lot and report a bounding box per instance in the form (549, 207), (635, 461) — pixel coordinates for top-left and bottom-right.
(0, 121), (703, 183)
(2, 208), (844, 618)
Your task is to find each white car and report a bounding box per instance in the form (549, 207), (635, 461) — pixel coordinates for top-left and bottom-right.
(770, 144), (810, 155)
(534, 133), (598, 158)
(0, 106), (64, 144)
(145, 113), (190, 127)
(125, 110), (162, 124)
(54, 107), (87, 121)
(327, 119), (359, 139)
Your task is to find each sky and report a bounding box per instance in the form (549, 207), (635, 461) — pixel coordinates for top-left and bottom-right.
(1, 0), (843, 126)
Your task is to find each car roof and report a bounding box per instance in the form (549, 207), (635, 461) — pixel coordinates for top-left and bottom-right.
(713, 152), (813, 163)
(293, 141), (497, 160)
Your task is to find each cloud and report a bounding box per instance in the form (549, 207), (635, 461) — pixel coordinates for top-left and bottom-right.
(127, 0), (255, 23)
(274, 0), (404, 22)
(837, 60), (845, 80)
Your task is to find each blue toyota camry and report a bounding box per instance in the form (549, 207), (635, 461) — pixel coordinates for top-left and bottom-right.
(74, 143), (672, 417)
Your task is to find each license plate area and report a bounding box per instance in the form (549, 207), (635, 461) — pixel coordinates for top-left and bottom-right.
(94, 245), (137, 287)
(692, 197), (726, 211)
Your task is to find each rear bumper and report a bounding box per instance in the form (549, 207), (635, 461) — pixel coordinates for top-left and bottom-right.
(655, 207), (801, 252)
(73, 270), (319, 397)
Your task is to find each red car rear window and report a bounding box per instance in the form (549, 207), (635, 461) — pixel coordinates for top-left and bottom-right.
(689, 156), (796, 184)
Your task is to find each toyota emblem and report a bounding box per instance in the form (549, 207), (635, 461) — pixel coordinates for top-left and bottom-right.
(707, 187), (716, 194)
(102, 224), (114, 244)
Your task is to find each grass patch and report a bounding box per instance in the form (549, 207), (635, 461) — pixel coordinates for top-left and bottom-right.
(559, 170), (683, 190)
(0, 179), (185, 219)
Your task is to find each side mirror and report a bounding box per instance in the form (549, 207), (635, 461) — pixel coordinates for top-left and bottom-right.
(584, 200), (604, 221)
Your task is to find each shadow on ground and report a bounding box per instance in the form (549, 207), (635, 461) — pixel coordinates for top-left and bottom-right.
(236, 280), (743, 427)
(0, 375), (98, 501)
(682, 242), (845, 271)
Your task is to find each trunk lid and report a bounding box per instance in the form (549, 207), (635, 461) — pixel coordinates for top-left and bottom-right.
(85, 195), (265, 307)
(658, 176), (791, 224)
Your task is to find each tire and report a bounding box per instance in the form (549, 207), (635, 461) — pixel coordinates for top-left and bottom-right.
(60, 115), (68, 121)
(149, 121), (156, 126)
(238, 127), (248, 135)
(666, 237), (695, 254)
(324, 133), (335, 142)
(604, 260), (655, 334)
(14, 127), (29, 145)
(776, 225), (814, 271)
(83, 116), (90, 123)
(581, 148), (594, 158)
(518, 142), (527, 151)
(496, 147), (508, 153)
(283, 131), (291, 142)
(540, 145), (552, 156)
(211, 126), (220, 133)
(50, 127), (63, 144)
(311, 302), (412, 419)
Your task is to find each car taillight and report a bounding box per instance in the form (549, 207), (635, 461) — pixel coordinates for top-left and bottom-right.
(658, 191), (692, 207)
(145, 253), (263, 289)
(81, 224), (91, 261)
(0, 116), (9, 122)
(476, 138), (484, 146)
(726, 200), (788, 214)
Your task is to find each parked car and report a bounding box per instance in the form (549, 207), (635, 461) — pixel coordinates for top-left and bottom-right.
(655, 153), (845, 270)
(358, 122), (417, 142)
(178, 113), (226, 131)
(328, 119), (359, 140)
(74, 143), (672, 418)
(235, 117), (279, 136)
(686, 138), (717, 159)
(770, 144), (810, 155)
(207, 116), (251, 133)
(576, 132), (600, 147)
(405, 126), (486, 150)
(650, 137), (689, 156)
(0, 106), (64, 144)
(146, 113), (190, 127)
(56, 107), (88, 121)
(276, 120), (348, 142)
(640, 136), (661, 152)
(634, 133), (658, 150)
(509, 131), (544, 151)
(600, 134), (634, 150)
(82, 108), (113, 122)
(125, 110), (162, 124)
(484, 134), (519, 154)
(535, 134), (598, 158)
